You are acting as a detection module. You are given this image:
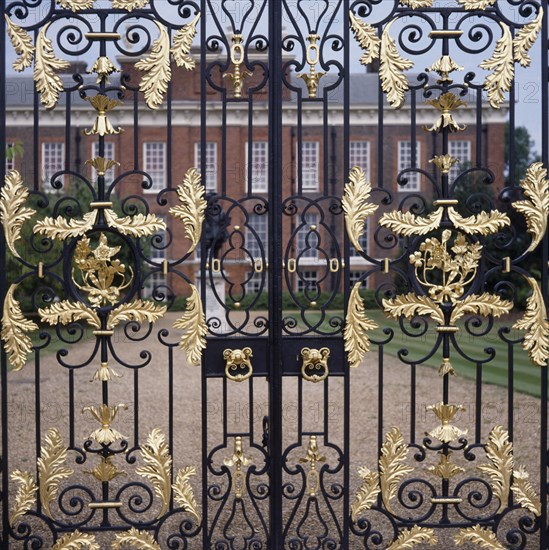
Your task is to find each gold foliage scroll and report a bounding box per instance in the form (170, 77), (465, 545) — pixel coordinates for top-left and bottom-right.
(173, 466), (201, 524)
(56, 0), (95, 10)
(9, 470), (38, 528)
(387, 526), (437, 550)
(348, 11), (380, 66)
(5, 15), (35, 72)
(111, 528), (161, 550)
(350, 467), (380, 522)
(51, 531), (99, 550)
(454, 525), (506, 549)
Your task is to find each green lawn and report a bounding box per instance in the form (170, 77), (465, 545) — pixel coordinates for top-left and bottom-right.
(291, 309), (543, 398)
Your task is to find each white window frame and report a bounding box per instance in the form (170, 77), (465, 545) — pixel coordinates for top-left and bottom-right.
(298, 270), (318, 293)
(350, 141), (370, 180)
(246, 213), (268, 259)
(300, 141), (319, 191)
(449, 140), (472, 184)
(145, 217), (167, 297)
(246, 141), (268, 192)
(349, 271), (368, 288)
(398, 141), (421, 192)
(143, 142), (166, 193)
(42, 142), (65, 183)
(195, 142), (218, 192)
(92, 142), (116, 186)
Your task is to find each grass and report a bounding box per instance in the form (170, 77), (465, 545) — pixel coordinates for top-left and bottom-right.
(290, 309), (543, 398)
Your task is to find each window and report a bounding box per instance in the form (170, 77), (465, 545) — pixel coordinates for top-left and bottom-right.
(42, 142), (64, 183)
(350, 141), (370, 178)
(92, 142), (116, 185)
(247, 271), (263, 293)
(350, 220), (369, 257)
(195, 142), (217, 192)
(349, 271), (368, 288)
(246, 213), (268, 259)
(300, 141), (319, 191)
(398, 141), (421, 191)
(297, 270), (318, 293)
(143, 142), (166, 192)
(246, 141), (268, 192)
(5, 142), (15, 171)
(145, 218), (166, 297)
(297, 213), (319, 259)
(449, 140), (472, 184)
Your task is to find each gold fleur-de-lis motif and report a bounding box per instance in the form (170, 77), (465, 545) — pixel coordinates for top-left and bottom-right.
(426, 402), (467, 443)
(222, 34), (252, 98)
(82, 403), (128, 445)
(299, 436), (326, 497)
(297, 34), (325, 98)
(223, 436), (252, 499)
(83, 94), (124, 137)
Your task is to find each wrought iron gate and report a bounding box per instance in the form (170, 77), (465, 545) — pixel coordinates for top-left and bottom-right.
(1, 0), (549, 548)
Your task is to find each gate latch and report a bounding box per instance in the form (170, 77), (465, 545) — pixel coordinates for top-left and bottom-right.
(300, 347), (330, 383)
(223, 347), (253, 382)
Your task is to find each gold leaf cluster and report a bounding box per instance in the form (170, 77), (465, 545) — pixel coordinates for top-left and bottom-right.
(39, 300), (101, 329)
(387, 526), (437, 549)
(383, 293), (444, 325)
(5, 15), (35, 72)
(52, 531), (99, 550)
(174, 284), (208, 366)
(350, 467), (380, 522)
(56, 0), (95, 10)
(457, 0), (497, 10)
(111, 528), (160, 550)
(454, 525), (506, 549)
(169, 167), (207, 254)
(171, 13), (201, 70)
(427, 453), (464, 480)
(9, 470), (38, 527)
(85, 457), (125, 483)
(379, 209), (443, 237)
(349, 11), (380, 65)
(511, 465), (541, 516)
(83, 403), (128, 445)
(112, 0), (150, 11)
(426, 402), (467, 443)
(34, 211), (99, 240)
(173, 466), (201, 524)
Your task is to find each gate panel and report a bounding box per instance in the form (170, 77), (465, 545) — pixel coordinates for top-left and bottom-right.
(0, 1), (548, 548)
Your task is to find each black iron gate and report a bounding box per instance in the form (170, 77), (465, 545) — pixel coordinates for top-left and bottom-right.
(1, 0), (549, 548)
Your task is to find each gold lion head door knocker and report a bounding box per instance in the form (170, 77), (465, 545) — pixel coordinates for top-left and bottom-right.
(301, 347), (330, 383)
(223, 347), (253, 382)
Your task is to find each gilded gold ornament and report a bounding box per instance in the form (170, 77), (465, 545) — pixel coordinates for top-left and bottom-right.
(136, 429), (172, 518)
(512, 162), (549, 254)
(423, 92), (467, 133)
(9, 470), (37, 528)
(86, 157), (120, 177)
(91, 361), (120, 382)
(457, 0), (496, 8)
(299, 436), (326, 497)
(511, 465), (541, 516)
(56, 0), (95, 11)
(344, 282), (378, 368)
(85, 457), (125, 483)
(224, 436), (252, 500)
(449, 292), (513, 325)
(107, 300), (167, 330)
(379, 209), (443, 237)
(301, 347), (330, 383)
(169, 167), (207, 254)
(103, 209), (166, 238)
(514, 8), (544, 68)
(83, 404), (128, 445)
(383, 293), (444, 325)
(83, 95), (123, 136)
(34, 22), (70, 109)
(223, 34), (252, 98)
(224, 347), (254, 382)
(39, 300), (101, 330)
(52, 531), (99, 550)
(34, 211), (99, 240)
(447, 207), (510, 235)
(37, 428), (73, 519)
(111, 528), (160, 549)
(380, 19), (414, 109)
(173, 284), (207, 366)
(426, 402), (467, 443)
(427, 452), (464, 480)
(379, 427), (413, 515)
(173, 466), (201, 524)
(387, 526), (437, 549)
(454, 525), (506, 549)
(171, 12), (200, 70)
(428, 55), (463, 84)
(88, 56), (119, 83)
(2, 284), (38, 371)
(5, 15), (35, 72)
(342, 166), (378, 253)
(350, 467), (380, 522)
(429, 154), (459, 174)
(349, 11), (380, 66)
(513, 276), (549, 367)
(297, 34), (325, 98)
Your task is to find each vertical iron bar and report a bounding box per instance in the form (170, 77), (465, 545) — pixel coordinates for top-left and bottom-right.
(268, 0), (283, 544)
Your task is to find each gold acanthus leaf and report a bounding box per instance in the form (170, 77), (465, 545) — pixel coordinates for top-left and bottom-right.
(449, 293), (513, 325)
(85, 457), (125, 483)
(37, 428), (73, 519)
(511, 465), (541, 516)
(39, 300), (101, 330)
(380, 19), (414, 109)
(169, 167), (207, 254)
(111, 0), (150, 10)
(342, 166), (378, 253)
(447, 207), (510, 236)
(56, 0), (95, 10)
(513, 162), (549, 254)
(477, 425), (513, 514)
(454, 525), (506, 550)
(383, 293), (445, 325)
(379, 208), (443, 237)
(399, 0), (434, 7)
(171, 12), (201, 70)
(83, 404), (127, 445)
(136, 429), (172, 519)
(173, 466), (201, 524)
(107, 300), (167, 330)
(387, 526), (437, 550)
(173, 284), (208, 366)
(5, 15), (35, 71)
(104, 208), (166, 238)
(479, 22), (514, 109)
(513, 8), (544, 68)
(52, 531), (99, 550)
(2, 284), (39, 372)
(111, 528), (161, 550)
(457, 0), (496, 7)
(34, 22), (70, 110)
(345, 282), (378, 369)
(513, 276), (549, 367)
(349, 11), (381, 65)
(1, 169), (36, 258)
(427, 453), (465, 480)
(9, 470), (38, 528)
(135, 20), (171, 109)
(34, 210), (98, 240)
(350, 467), (380, 523)
(379, 426), (413, 515)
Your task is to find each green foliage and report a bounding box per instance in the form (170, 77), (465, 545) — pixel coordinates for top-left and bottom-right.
(5, 141), (24, 162)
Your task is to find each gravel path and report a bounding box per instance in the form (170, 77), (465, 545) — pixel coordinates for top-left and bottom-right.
(3, 312), (545, 548)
